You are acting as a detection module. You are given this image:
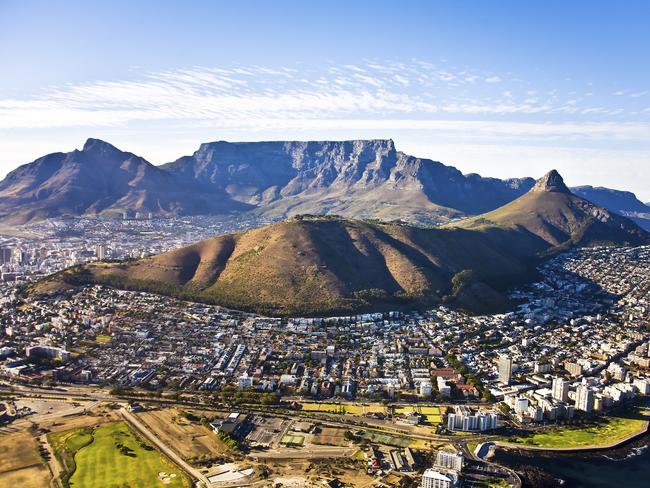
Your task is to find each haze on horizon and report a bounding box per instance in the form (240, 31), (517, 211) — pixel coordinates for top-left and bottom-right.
(1, 0), (649, 199)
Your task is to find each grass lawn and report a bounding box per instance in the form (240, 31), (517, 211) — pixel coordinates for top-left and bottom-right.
(52, 422), (190, 488)
(509, 414), (647, 449)
(394, 405), (443, 425)
(299, 402), (387, 416)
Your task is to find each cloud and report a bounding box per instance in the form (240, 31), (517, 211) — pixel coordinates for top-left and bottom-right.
(484, 76), (502, 83)
(0, 61), (646, 141)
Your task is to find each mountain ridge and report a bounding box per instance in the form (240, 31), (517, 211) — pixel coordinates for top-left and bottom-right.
(1, 138), (647, 229)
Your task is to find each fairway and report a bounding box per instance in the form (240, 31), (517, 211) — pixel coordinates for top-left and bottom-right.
(509, 414), (648, 449)
(54, 422), (190, 488)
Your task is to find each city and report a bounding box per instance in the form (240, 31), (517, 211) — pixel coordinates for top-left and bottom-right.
(2, 216), (649, 486)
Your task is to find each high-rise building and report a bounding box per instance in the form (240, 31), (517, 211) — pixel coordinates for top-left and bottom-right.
(95, 245), (107, 260)
(575, 383), (594, 413)
(447, 406), (498, 432)
(552, 377), (570, 402)
(419, 380), (433, 397)
(0, 247), (11, 265)
(435, 451), (464, 471)
(498, 355), (513, 385)
(565, 361), (583, 377)
(421, 468), (459, 488)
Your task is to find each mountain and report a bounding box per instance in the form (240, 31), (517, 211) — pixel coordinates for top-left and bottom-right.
(161, 139), (536, 224)
(0, 139), (249, 224)
(0, 138), (534, 225)
(454, 170), (648, 248)
(571, 185), (650, 231)
(2, 138), (647, 230)
(33, 170), (649, 316)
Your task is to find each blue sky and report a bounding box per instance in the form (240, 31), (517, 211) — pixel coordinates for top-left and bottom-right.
(1, 0), (649, 198)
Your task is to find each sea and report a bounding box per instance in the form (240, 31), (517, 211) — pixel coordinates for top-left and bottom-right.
(493, 434), (650, 487)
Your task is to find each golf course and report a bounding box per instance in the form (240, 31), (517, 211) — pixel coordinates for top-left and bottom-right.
(50, 421), (190, 487)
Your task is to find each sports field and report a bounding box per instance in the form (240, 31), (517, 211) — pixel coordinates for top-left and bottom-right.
(313, 427), (348, 446)
(280, 434), (305, 446)
(299, 402), (387, 416)
(51, 422), (190, 487)
(394, 405), (444, 424)
(359, 431), (411, 447)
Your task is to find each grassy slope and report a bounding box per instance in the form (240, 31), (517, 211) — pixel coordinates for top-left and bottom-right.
(454, 189), (648, 248)
(52, 422), (189, 488)
(38, 216), (545, 316)
(32, 179), (648, 316)
(508, 409), (648, 449)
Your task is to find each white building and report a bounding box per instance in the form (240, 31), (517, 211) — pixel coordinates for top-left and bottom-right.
(575, 383), (594, 413)
(421, 468), (459, 488)
(552, 377), (570, 402)
(447, 406), (498, 432)
(435, 450), (464, 471)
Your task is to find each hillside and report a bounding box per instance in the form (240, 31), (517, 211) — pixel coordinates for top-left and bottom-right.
(453, 170), (648, 248)
(32, 171), (649, 316)
(572, 185), (650, 231)
(0, 139), (247, 224)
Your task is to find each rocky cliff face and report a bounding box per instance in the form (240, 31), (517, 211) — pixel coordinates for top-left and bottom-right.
(4, 138), (644, 228)
(162, 139), (535, 220)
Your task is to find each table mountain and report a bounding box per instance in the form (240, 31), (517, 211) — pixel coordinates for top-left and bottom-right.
(0, 138), (534, 225)
(162, 139), (535, 224)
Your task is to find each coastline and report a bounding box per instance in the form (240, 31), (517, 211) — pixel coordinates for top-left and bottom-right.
(492, 428), (650, 487)
(495, 417), (649, 453)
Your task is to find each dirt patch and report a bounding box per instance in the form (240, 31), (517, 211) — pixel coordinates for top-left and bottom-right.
(136, 408), (230, 462)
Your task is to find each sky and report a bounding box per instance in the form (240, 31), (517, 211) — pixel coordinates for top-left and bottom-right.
(1, 0), (649, 199)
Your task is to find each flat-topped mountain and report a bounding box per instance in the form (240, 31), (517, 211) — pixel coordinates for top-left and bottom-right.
(34, 170), (649, 316)
(162, 139), (536, 223)
(0, 138), (535, 225)
(2, 138), (647, 229)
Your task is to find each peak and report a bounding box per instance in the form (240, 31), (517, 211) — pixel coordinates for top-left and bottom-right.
(532, 169), (571, 194)
(82, 138), (120, 153)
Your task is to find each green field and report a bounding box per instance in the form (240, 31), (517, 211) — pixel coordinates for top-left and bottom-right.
(360, 431), (411, 447)
(509, 414), (647, 449)
(394, 405), (444, 425)
(281, 434), (305, 446)
(51, 422), (190, 488)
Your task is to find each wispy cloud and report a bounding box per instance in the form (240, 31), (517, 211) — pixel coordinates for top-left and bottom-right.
(0, 60), (647, 144)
